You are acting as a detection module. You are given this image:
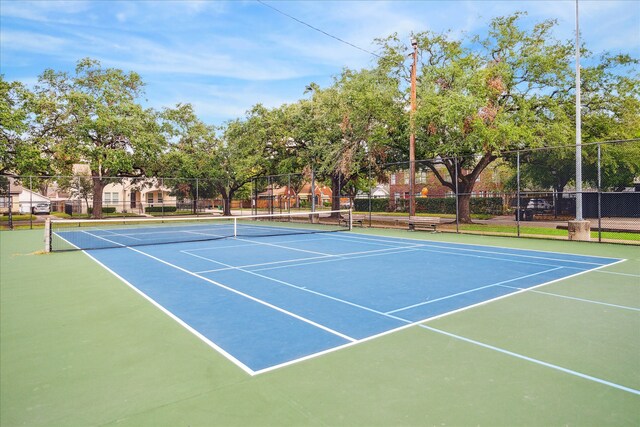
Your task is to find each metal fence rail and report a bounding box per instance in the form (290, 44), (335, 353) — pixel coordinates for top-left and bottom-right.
(2, 140), (638, 244)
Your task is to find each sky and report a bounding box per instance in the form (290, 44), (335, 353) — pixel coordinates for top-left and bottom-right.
(1, 0), (639, 126)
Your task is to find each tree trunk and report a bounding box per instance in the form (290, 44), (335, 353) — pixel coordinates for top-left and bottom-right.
(329, 174), (342, 218)
(457, 192), (472, 223)
(91, 176), (106, 219)
(223, 189), (234, 216)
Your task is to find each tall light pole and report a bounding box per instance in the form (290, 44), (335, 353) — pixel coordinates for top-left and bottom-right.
(568, 0), (590, 240)
(575, 0), (583, 221)
(409, 38), (418, 217)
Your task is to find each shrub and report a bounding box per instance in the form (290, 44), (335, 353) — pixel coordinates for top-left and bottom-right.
(145, 206), (178, 213)
(88, 207), (116, 214)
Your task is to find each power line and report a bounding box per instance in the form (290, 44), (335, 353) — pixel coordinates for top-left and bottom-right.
(256, 0), (382, 59)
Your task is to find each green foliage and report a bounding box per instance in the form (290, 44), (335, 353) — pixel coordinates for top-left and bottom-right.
(145, 206), (177, 213)
(355, 197), (503, 215)
(88, 207), (116, 214)
(375, 13), (583, 221)
(29, 58), (167, 218)
(354, 198), (389, 212)
(0, 76), (39, 175)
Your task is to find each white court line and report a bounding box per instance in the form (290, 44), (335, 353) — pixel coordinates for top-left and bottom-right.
(333, 232), (623, 265)
(232, 236), (334, 257)
(420, 324), (640, 396)
(250, 238), (585, 274)
(99, 229), (144, 241)
(191, 244), (425, 274)
(497, 285), (640, 312)
(183, 249), (412, 322)
(193, 254), (333, 274)
(125, 246), (357, 343)
(81, 250), (256, 376)
(184, 235), (338, 252)
(251, 247), (424, 273)
(80, 230), (127, 246)
(73, 228), (635, 390)
(386, 267), (564, 315)
(593, 269), (640, 278)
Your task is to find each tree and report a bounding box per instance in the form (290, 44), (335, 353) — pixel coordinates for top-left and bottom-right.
(35, 58), (166, 218)
(377, 14), (581, 222)
(0, 76), (31, 175)
(511, 51), (639, 195)
(159, 103), (220, 213)
(215, 105), (278, 215)
(292, 68), (403, 215)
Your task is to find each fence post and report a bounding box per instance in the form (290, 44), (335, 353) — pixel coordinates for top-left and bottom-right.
(454, 157), (459, 233)
(597, 143), (602, 242)
(29, 176), (33, 229)
(368, 163), (372, 227)
(516, 150), (521, 237)
(311, 167), (315, 213)
(288, 174), (291, 215)
(7, 177), (12, 230)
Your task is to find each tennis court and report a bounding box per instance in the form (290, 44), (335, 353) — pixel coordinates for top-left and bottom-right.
(1, 214), (639, 425)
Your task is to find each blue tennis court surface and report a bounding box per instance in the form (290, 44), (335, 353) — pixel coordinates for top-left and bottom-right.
(82, 232), (622, 375)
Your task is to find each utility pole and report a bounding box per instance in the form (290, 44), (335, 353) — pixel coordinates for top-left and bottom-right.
(409, 38), (418, 217)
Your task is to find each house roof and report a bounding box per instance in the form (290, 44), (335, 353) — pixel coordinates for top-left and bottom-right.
(2, 177), (23, 195)
(258, 184), (332, 198)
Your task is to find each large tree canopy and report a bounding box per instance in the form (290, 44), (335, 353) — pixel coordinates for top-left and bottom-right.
(2, 12), (637, 220)
(288, 68), (404, 214)
(377, 13), (581, 221)
(35, 58), (166, 218)
(159, 103), (220, 213)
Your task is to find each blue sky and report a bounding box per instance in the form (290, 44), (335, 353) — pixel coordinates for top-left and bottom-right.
(1, 0), (638, 126)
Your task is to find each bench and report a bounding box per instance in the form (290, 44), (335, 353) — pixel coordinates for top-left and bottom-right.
(408, 216), (440, 232)
(339, 214), (365, 228)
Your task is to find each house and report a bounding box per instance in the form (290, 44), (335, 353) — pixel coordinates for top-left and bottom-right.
(0, 176), (22, 214)
(256, 183), (333, 209)
(18, 188), (51, 214)
(67, 165), (178, 214)
(388, 161), (507, 201)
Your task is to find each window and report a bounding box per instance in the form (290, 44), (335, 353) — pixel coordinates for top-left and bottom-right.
(394, 192), (401, 200)
(147, 193), (154, 205)
(104, 192), (119, 206)
(157, 193), (163, 204)
(390, 174), (396, 185)
(404, 174), (409, 185)
(417, 171), (427, 184)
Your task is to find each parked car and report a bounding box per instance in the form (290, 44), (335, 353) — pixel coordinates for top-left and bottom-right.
(32, 203), (51, 214)
(526, 198), (552, 211)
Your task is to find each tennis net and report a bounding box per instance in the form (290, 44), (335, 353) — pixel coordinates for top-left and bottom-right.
(45, 209), (353, 252)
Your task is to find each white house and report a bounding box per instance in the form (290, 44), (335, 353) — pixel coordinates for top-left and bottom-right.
(18, 188), (51, 214)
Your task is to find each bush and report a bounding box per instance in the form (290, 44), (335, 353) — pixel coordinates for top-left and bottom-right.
(470, 197), (504, 215)
(88, 207), (116, 214)
(354, 198), (389, 212)
(354, 196), (504, 215)
(145, 206), (177, 213)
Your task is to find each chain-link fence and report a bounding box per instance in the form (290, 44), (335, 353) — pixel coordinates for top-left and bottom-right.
(0, 176), (255, 230)
(337, 140), (639, 245)
(2, 140), (638, 244)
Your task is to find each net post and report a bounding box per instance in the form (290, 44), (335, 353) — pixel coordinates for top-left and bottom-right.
(44, 218), (51, 253)
(233, 217), (237, 238)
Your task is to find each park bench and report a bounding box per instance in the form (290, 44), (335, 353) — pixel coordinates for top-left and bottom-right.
(339, 214), (365, 228)
(408, 216), (440, 232)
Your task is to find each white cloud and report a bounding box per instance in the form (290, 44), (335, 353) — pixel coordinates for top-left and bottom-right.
(0, 30), (68, 54)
